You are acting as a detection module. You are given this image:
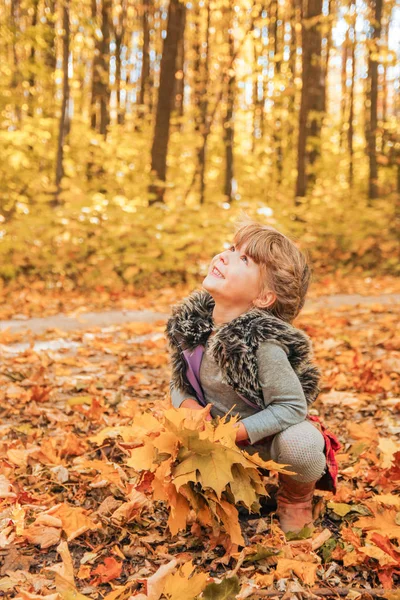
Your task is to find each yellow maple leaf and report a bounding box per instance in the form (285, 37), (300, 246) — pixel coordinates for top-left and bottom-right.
(216, 499), (244, 546)
(275, 558), (318, 586)
(354, 508), (400, 541)
(126, 443), (156, 471)
(358, 545), (398, 566)
(378, 437), (399, 469)
(163, 561), (208, 600)
(372, 494), (400, 507)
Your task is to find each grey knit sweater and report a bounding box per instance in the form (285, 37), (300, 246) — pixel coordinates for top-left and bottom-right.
(170, 336), (308, 444)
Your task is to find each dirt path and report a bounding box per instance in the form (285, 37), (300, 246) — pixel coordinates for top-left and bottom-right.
(0, 293), (399, 336)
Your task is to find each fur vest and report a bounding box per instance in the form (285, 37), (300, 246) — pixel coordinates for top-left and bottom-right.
(165, 289), (321, 409)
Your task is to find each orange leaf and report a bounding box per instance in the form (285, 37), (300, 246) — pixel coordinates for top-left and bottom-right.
(46, 503), (100, 541)
(90, 557), (123, 585)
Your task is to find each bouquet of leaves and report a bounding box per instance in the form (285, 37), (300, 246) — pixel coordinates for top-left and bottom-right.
(122, 405), (292, 545)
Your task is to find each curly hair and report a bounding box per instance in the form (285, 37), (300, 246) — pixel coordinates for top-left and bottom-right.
(232, 213), (312, 323)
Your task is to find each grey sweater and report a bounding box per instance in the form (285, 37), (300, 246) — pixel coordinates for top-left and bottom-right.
(170, 336), (308, 444)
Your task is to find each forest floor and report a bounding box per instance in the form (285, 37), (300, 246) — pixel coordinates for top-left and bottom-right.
(0, 276), (399, 599)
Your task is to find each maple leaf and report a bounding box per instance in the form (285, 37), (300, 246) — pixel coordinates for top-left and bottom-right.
(90, 557), (123, 585)
(354, 508), (400, 541)
(215, 499), (244, 546)
(22, 524), (61, 549)
(163, 560), (208, 600)
(45, 503), (100, 541)
(74, 459), (127, 490)
(274, 557), (318, 586)
(357, 545), (399, 567)
(202, 576), (240, 599)
(372, 493), (400, 507)
(378, 438), (399, 469)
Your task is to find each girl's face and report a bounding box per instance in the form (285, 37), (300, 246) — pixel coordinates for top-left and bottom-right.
(202, 242), (264, 309)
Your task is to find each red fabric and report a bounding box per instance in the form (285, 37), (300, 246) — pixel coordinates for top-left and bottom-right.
(307, 415), (341, 493)
(238, 416), (341, 493)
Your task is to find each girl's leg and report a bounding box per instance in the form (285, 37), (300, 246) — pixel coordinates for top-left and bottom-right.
(270, 420), (326, 482)
(268, 420), (326, 533)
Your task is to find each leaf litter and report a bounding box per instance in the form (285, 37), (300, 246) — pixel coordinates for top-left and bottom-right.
(0, 296), (399, 599)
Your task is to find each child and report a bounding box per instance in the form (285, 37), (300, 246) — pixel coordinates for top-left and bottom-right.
(165, 215), (340, 534)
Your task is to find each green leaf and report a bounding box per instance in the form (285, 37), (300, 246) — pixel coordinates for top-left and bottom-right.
(285, 524), (314, 541)
(202, 576), (240, 600)
(244, 544), (281, 563)
(320, 538), (337, 563)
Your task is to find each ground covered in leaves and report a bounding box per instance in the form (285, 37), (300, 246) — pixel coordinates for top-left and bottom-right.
(0, 282), (399, 600)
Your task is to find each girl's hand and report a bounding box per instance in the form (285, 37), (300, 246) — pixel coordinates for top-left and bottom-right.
(180, 398), (213, 421)
(235, 421), (249, 443)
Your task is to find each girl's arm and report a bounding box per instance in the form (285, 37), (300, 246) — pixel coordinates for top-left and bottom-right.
(240, 341), (308, 444)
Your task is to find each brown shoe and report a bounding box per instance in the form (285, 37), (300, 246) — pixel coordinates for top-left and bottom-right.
(276, 473), (316, 534)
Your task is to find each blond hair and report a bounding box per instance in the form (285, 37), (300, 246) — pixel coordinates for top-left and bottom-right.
(232, 214), (311, 323)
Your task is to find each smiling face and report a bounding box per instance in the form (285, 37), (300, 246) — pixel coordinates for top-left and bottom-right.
(202, 242), (273, 312)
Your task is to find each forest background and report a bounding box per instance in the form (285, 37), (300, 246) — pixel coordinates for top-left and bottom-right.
(0, 0), (399, 293)
(1, 1), (400, 598)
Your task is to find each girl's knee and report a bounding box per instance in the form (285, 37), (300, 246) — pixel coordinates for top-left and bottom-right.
(271, 421), (326, 482)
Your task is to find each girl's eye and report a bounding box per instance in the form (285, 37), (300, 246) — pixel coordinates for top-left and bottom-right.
(230, 245), (248, 263)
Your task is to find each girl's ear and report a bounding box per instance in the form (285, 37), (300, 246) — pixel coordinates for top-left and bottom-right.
(253, 290), (277, 309)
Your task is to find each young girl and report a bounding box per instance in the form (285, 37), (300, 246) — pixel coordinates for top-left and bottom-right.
(165, 216), (339, 534)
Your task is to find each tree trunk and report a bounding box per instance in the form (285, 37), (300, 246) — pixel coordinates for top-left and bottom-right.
(28, 0), (39, 117)
(149, 0), (185, 204)
(348, 2), (356, 186)
(295, 0), (324, 199)
(138, 0), (151, 119)
(223, 8), (235, 202)
(340, 24), (349, 151)
(91, 0), (111, 137)
(322, 0), (333, 113)
(10, 0), (22, 126)
(114, 0), (127, 125)
(272, 0), (283, 184)
(54, 0), (70, 204)
(174, 6), (186, 120)
(366, 0), (383, 200)
(198, 1), (211, 204)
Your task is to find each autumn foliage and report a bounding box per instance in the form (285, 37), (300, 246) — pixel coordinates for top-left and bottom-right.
(0, 294), (399, 598)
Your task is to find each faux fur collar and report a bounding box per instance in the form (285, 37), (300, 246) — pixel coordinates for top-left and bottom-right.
(165, 289), (321, 408)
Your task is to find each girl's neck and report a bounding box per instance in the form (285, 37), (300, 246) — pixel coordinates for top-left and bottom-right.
(212, 302), (252, 327)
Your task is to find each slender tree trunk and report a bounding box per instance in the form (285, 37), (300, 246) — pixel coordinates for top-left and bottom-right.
(28, 0), (39, 117)
(114, 0), (127, 125)
(174, 6), (186, 120)
(272, 0), (283, 184)
(99, 0), (111, 136)
(223, 9), (235, 202)
(138, 0), (151, 118)
(295, 0), (324, 199)
(10, 0), (22, 126)
(54, 0), (70, 204)
(198, 0), (211, 204)
(348, 3), (356, 186)
(91, 0), (111, 137)
(366, 0), (383, 200)
(340, 25), (349, 150)
(322, 0), (333, 114)
(193, 1), (202, 132)
(149, 0), (185, 204)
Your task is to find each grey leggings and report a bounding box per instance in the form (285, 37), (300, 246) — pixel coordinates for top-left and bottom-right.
(252, 420), (327, 483)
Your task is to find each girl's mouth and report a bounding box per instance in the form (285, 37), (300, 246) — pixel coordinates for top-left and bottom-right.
(211, 266), (224, 279)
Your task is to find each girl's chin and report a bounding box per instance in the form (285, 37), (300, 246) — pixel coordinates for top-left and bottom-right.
(203, 274), (224, 288)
